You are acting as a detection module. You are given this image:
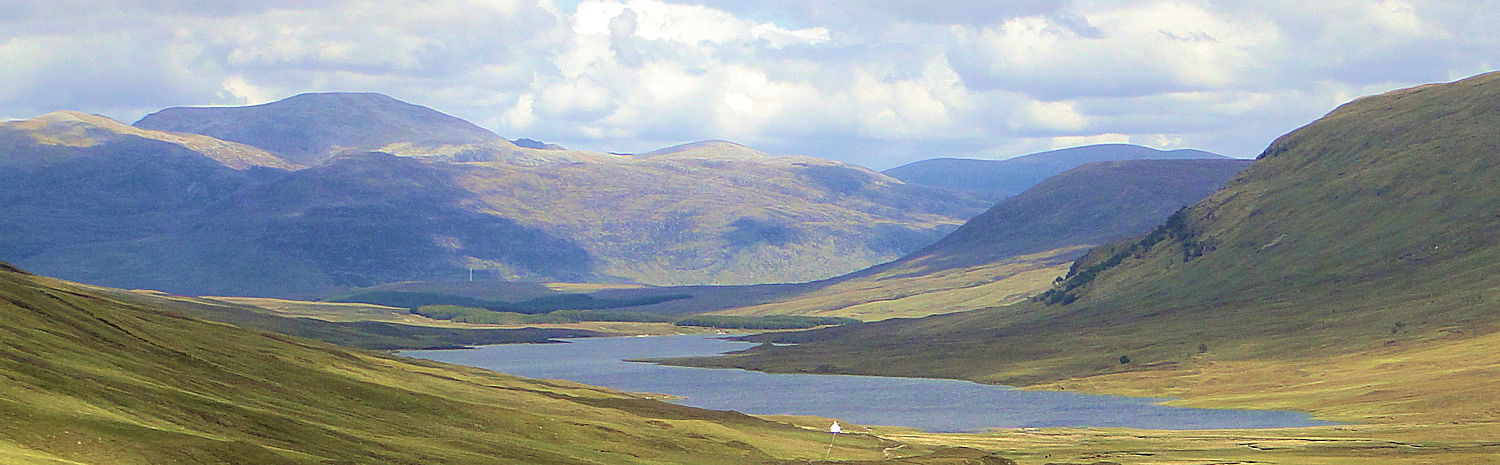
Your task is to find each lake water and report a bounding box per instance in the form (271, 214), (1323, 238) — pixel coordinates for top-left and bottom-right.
(401, 334), (1333, 433)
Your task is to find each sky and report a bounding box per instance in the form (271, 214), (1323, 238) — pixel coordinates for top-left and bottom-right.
(2, 1), (1497, 169)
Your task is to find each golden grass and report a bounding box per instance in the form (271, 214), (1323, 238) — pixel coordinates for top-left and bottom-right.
(1030, 322), (1500, 426)
(3, 268), (929, 464)
(836, 321), (1500, 464)
(885, 422), (1500, 465)
(207, 296), (414, 322)
(711, 248), (1077, 321)
(205, 295), (715, 336)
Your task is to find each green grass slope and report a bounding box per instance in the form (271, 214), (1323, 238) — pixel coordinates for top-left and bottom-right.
(676, 71), (1500, 418)
(87, 286), (607, 349)
(0, 262), (920, 464)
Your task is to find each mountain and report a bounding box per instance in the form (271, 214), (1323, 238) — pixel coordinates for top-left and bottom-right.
(636, 139), (776, 161)
(0, 112), (290, 276)
(511, 137), (565, 150)
(884, 144), (1229, 201)
(705, 158), (1251, 321)
(4, 97), (988, 296)
(447, 144), (987, 287)
(892, 158), (1252, 273)
(8, 149), (981, 296)
(134, 92), (592, 166)
(0, 261), (926, 464)
(1, 110), (297, 170)
(677, 71), (1500, 424)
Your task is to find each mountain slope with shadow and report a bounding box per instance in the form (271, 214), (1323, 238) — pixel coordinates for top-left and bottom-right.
(676, 72), (1500, 430)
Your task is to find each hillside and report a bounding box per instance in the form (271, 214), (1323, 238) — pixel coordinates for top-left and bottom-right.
(884, 144), (1228, 201)
(676, 71), (1500, 426)
(0, 261), (939, 464)
(892, 158), (1252, 273)
(703, 158), (1248, 321)
(4, 98), (987, 296)
(455, 147), (987, 287)
(1, 111), (298, 170)
(0, 113), (279, 275)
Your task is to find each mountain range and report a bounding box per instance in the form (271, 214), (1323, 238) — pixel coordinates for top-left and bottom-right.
(5, 91), (1245, 299)
(883, 144), (1228, 201)
(2, 94), (994, 296)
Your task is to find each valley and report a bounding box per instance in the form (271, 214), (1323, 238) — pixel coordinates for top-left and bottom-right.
(4, 60), (1500, 464)
(661, 71), (1500, 462)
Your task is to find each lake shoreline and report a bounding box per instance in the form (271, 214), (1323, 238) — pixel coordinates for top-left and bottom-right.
(402, 334), (1332, 433)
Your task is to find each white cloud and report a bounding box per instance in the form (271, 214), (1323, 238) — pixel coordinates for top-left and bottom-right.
(219, 76), (277, 104)
(1148, 134), (1185, 149)
(1363, 0), (1450, 39)
(1048, 133), (1130, 149)
(536, 78), (617, 120)
(574, 0), (827, 47)
(501, 94), (538, 130)
(1010, 100), (1087, 133)
(949, 2), (1279, 99)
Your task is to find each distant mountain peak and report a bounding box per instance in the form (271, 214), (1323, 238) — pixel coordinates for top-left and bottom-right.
(281, 91), (402, 102)
(884, 143), (1230, 201)
(134, 92), (519, 166)
(638, 140), (772, 161)
(3, 110), (298, 170)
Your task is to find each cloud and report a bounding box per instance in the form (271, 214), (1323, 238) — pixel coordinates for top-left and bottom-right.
(947, 3), (1279, 99)
(3, 1), (1500, 169)
(607, 8), (644, 67)
(1010, 100), (1088, 134)
(1048, 133), (1130, 149)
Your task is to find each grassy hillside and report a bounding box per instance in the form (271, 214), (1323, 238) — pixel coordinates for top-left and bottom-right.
(883, 144), (1227, 200)
(0, 262), (943, 464)
(674, 71), (1500, 427)
(84, 286), (609, 349)
(705, 249), (1074, 321)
